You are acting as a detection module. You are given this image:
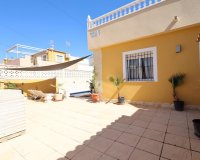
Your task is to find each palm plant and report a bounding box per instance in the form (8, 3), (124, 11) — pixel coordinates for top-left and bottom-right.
(168, 73), (185, 100)
(109, 76), (124, 100)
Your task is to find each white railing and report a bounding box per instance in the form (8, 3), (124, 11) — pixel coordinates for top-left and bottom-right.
(87, 0), (165, 30)
(0, 69), (92, 80)
(0, 69), (93, 93)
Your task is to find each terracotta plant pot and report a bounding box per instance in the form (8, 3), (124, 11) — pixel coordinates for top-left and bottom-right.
(91, 93), (100, 102)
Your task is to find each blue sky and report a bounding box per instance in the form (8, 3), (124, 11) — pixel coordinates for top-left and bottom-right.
(0, 0), (133, 62)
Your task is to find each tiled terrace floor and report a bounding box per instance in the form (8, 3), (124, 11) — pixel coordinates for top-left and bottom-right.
(0, 98), (200, 160)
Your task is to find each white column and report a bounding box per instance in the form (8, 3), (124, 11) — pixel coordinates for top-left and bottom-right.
(87, 15), (92, 29)
(93, 49), (103, 99)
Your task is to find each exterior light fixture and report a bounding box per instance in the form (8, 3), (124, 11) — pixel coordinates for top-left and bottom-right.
(173, 16), (180, 22)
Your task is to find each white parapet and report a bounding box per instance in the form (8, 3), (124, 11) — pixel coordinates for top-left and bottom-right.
(87, 0), (165, 30)
(0, 90), (26, 141)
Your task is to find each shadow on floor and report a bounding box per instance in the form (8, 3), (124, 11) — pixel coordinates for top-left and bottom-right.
(55, 104), (180, 160)
(56, 102), (200, 160)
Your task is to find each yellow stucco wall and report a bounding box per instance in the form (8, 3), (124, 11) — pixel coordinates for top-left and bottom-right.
(102, 24), (200, 105)
(2, 78), (56, 96)
(47, 50), (66, 62)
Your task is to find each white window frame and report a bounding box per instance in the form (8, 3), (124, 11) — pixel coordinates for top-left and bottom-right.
(55, 54), (64, 63)
(123, 47), (158, 82)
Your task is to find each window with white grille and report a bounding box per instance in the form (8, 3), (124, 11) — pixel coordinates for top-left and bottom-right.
(123, 47), (157, 82)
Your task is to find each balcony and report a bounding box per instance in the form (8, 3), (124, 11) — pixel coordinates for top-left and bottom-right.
(87, 0), (200, 50)
(87, 0), (165, 30)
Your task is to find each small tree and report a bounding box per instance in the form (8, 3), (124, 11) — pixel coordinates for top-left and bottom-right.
(168, 73), (185, 101)
(109, 76), (124, 100)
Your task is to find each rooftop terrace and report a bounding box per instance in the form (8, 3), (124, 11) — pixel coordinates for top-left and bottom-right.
(0, 98), (200, 160)
(87, 0), (165, 30)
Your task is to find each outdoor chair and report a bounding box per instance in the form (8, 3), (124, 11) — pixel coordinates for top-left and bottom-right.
(28, 89), (46, 101)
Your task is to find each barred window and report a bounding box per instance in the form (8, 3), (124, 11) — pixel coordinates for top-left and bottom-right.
(123, 47), (157, 82)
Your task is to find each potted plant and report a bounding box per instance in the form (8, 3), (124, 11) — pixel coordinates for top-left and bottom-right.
(109, 76), (125, 104)
(90, 68), (100, 102)
(168, 73), (185, 111)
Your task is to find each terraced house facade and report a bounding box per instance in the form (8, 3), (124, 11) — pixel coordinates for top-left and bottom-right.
(87, 0), (200, 106)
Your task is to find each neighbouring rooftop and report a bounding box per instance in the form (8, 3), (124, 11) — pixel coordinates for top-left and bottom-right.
(0, 97), (200, 160)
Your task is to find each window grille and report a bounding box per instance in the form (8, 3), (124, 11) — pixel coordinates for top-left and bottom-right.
(124, 47), (157, 81)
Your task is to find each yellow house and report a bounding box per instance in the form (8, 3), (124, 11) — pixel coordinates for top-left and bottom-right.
(32, 48), (69, 66)
(87, 0), (200, 106)
(1, 47), (70, 95)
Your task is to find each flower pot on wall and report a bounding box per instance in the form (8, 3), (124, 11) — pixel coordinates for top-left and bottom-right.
(174, 100), (184, 111)
(91, 93), (100, 102)
(193, 119), (200, 137)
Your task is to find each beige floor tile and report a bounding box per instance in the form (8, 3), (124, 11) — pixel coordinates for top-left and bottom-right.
(148, 122), (167, 132)
(0, 143), (25, 160)
(161, 144), (191, 160)
(88, 136), (114, 153)
(125, 125), (145, 136)
(106, 142), (134, 160)
(24, 145), (60, 160)
(138, 115), (153, 122)
(129, 149), (159, 160)
(191, 151), (200, 160)
(117, 132), (140, 147)
(167, 126), (189, 137)
(136, 137), (163, 155)
(108, 122), (129, 132)
(143, 129), (165, 142)
(71, 146), (102, 160)
(100, 128), (122, 140)
(9, 137), (46, 156)
(98, 154), (117, 160)
(189, 130), (200, 140)
(131, 120), (149, 128)
(151, 117), (169, 125)
(169, 120), (188, 128)
(116, 116), (135, 125)
(65, 145), (86, 159)
(170, 116), (187, 122)
(190, 139), (200, 152)
(188, 121), (194, 129)
(165, 133), (190, 149)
